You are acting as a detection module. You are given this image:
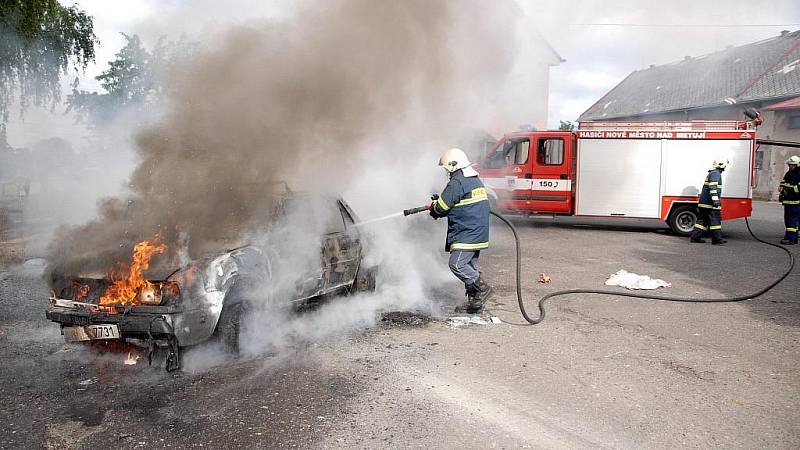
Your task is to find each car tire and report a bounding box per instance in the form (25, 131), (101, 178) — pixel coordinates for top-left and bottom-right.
(667, 205), (698, 236)
(216, 302), (242, 355)
(214, 278), (267, 355)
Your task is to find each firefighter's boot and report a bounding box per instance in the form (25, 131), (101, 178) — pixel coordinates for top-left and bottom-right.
(453, 286), (473, 314)
(780, 239), (797, 245)
(465, 278), (493, 314)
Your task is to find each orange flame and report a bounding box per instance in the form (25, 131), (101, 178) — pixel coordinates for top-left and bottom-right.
(100, 235), (167, 306)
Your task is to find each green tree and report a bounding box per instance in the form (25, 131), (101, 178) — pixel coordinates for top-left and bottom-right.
(68, 33), (194, 128)
(95, 34), (154, 104)
(67, 33), (154, 126)
(0, 0), (97, 123)
(559, 120), (575, 131)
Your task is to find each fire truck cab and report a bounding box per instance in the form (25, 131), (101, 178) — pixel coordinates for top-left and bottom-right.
(477, 120), (756, 235)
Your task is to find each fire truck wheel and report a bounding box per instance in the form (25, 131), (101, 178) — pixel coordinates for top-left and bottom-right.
(668, 205), (698, 236)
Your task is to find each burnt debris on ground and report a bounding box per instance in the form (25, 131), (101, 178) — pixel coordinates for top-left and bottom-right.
(380, 311), (434, 327)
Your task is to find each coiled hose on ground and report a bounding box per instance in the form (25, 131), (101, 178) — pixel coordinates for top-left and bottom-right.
(489, 211), (796, 325)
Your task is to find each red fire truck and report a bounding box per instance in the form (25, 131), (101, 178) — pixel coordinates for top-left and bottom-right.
(477, 120), (757, 235)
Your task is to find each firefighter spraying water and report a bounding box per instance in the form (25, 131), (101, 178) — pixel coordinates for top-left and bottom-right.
(428, 148), (493, 314)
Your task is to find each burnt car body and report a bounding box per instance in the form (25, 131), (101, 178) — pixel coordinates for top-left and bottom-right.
(45, 193), (376, 370)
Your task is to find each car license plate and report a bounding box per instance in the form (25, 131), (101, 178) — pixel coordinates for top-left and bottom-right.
(63, 324), (120, 342)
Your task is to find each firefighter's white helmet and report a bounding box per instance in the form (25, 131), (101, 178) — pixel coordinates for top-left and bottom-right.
(787, 155), (800, 165)
(712, 159), (730, 170)
(439, 148), (478, 177)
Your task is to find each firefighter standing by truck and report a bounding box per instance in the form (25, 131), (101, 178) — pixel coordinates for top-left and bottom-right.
(690, 160), (728, 245)
(779, 155), (800, 245)
(430, 148), (493, 313)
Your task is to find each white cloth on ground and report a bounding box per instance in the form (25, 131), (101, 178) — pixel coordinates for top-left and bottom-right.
(605, 269), (670, 290)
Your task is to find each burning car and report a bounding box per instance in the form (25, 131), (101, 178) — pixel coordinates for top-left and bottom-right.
(45, 192), (377, 371)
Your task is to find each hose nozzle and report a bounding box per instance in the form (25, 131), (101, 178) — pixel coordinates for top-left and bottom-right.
(403, 204), (430, 216)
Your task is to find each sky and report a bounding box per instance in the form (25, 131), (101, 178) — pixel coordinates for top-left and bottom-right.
(6, 0), (800, 146)
(527, 0), (800, 127)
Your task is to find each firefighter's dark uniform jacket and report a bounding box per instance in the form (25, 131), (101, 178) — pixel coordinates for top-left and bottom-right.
(699, 168), (723, 209)
(430, 169), (490, 252)
(691, 167), (724, 242)
(781, 167), (800, 242)
(780, 168), (800, 205)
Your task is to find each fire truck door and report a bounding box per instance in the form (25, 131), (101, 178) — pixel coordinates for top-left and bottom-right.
(529, 135), (571, 213)
(478, 137), (534, 210)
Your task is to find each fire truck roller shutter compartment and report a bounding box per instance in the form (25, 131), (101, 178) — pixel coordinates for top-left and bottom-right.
(576, 139), (662, 218)
(661, 139), (751, 199)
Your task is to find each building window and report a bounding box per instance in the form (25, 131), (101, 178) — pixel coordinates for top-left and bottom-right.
(789, 115), (800, 129)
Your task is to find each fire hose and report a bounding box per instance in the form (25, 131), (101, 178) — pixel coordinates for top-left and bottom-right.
(403, 202), (795, 325)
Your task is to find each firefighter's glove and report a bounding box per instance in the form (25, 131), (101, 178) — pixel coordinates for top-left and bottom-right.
(713, 201), (721, 208)
(429, 203), (441, 219)
(429, 194), (443, 219)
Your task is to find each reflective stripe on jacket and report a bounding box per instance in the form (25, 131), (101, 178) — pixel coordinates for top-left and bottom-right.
(431, 169), (490, 251)
(699, 168), (723, 210)
(781, 169), (800, 205)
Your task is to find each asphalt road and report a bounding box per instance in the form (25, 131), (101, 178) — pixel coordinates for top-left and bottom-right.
(1, 201), (798, 449)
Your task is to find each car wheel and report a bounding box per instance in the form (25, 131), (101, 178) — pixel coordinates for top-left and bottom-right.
(215, 278), (269, 355)
(668, 205), (698, 236)
(216, 302), (242, 355)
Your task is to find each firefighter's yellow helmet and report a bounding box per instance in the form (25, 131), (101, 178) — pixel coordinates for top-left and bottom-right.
(439, 148), (478, 176)
(787, 155), (800, 165)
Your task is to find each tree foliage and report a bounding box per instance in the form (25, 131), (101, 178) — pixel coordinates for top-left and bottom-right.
(0, 0), (97, 123)
(67, 33), (194, 128)
(0, 122), (10, 151)
(67, 33), (154, 126)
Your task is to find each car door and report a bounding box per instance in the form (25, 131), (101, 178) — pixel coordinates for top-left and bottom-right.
(478, 135), (534, 211)
(320, 201), (360, 293)
(529, 133), (573, 214)
(274, 195), (329, 301)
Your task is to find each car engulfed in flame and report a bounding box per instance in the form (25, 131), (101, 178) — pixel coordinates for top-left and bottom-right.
(45, 193), (377, 371)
